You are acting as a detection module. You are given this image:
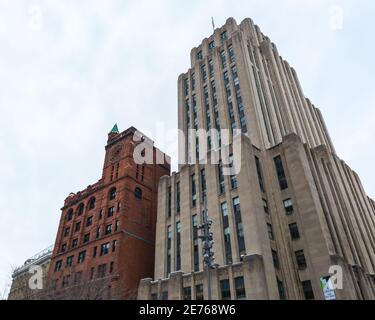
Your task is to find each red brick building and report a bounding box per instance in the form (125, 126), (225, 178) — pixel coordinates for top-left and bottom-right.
(46, 126), (170, 299)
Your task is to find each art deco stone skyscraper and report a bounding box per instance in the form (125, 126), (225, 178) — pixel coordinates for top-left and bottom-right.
(138, 18), (375, 300)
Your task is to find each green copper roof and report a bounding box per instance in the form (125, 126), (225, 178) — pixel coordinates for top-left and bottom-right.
(110, 124), (119, 134)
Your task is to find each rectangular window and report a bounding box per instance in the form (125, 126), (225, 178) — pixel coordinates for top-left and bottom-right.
(262, 199), (269, 214)
(96, 227), (100, 238)
(197, 50), (202, 60)
(218, 161), (225, 194)
(100, 242), (110, 256)
(78, 250), (86, 264)
(86, 216), (93, 227)
(191, 174), (197, 207)
(54, 260), (62, 272)
(228, 45), (235, 64)
(192, 215), (199, 272)
(162, 291), (169, 300)
(221, 50), (227, 69)
(274, 155), (288, 190)
(62, 275), (70, 287)
(267, 223), (274, 241)
(115, 220), (120, 232)
(176, 221), (181, 271)
(209, 59), (214, 77)
(200, 169), (206, 200)
(105, 224), (112, 235)
(112, 240), (117, 252)
(75, 222), (81, 232)
(108, 207), (115, 217)
(61, 244), (66, 253)
(220, 31), (227, 43)
(255, 156), (265, 192)
(183, 287), (191, 300)
(176, 182), (180, 213)
(66, 255), (73, 268)
(289, 223), (300, 240)
(283, 198), (294, 214)
(191, 72), (196, 91)
(64, 227), (70, 237)
(233, 197), (246, 256)
(98, 264), (106, 278)
(272, 250), (279, 269)
(221, 202), (232, 264)
(229, 155), (238, 189)
(167, 186), (172, 217)
(72, 238), (78, 248)
(93, 246), (97, 258)
(166, 225), (172, 276)
(295, 250), (307, 269)
(208, 40), (215, 51)
(74, 271), (82, 284)
(201, 64), (207, 82)
(277, 278), (286, 300)
(302, 280), (315, 300)
(196, 284), (204, 300)
(83, 233), (90, 243)
(220, 279), (231, 300)
(234, 277), (246, 299)
(184, 78), (189, 96)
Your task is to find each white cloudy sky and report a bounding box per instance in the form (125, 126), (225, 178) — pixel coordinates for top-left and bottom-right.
(0, 0), (374, 296)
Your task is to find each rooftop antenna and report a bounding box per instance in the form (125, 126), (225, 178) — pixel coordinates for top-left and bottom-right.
(211, 17), (215, 32)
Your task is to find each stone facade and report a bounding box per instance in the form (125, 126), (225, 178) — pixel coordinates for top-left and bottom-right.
(8, 246), (52, 300)
(47, 126), (170, 300)
(138, 18), (375, 300)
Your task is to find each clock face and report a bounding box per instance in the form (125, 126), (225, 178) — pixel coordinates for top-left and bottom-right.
(110, 144), (123, 162)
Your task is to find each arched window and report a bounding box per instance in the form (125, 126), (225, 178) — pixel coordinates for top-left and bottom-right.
(77, 203), (84, 215)
(109, 187), (117, 200)
(67, 209), (73, 221)
(88, 197), (96, 210)
(134, 187), (142, 199)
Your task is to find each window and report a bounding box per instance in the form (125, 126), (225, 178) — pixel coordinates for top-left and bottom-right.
(90, 267), (95, 280)
(209, 59), (214, 77)
(77, 203), (84, 215)
(98, 264), (106, 278)
(88, 197), (96, 210)
(221, 50), (227, 69)
(220, 31), (228, 43)
(274, 155), (288, 190)
(93, 246), (97, 258)
(176, 182), (180, 213)
(228, 45), (235, 64)
(67, 209), (73, 221)
(302, 280), (315, 300)
(183, 287), (191, 300)
(272, 250), (279, 269)
(110, 261), (114, 273)
(201, 64), (207, 82)
(196, 284), (204, 300)
(191, 73), (196, 91)
(64, 227), (70, 237)
(218, 161), (225, 194)
(196, 50), (202, 60)
(62, 275), (70, 287)
(233, 197), (246, 256)
(115, 220), (120, 232)
(166, 225), (172, 276)
(86, 216), (93, 227)
(184, 78), (189, 96)
(221, 202), (232, 264)
(295, 250), (307, 269)
(72, 238), (78, 248)
(277, 278), (286, 300)
(61, 244), (67, 253)
(208, 40), (215, 51)
(192, 215), (199, 272)
(235, 277), (246, 299)
(229, 155), (238, 189)
(108, 207), (114, 217)
(96, 227), (100, 238)
(74, 272), (82, 284)
(117, 202), (121, 212)
(108, 187), (117, 200)
(78, 251), (86, 264)
(220, 279), (231, 300)
(267, 223), (274, 240)
(162, 291), (169, 300)
(255, 156), (265, 192)
(66, 255), (74, 267)
(75, 221), (81, 232)
(135, 187), (142, 199)
(83, 233), (90, 243)
(99, 209), (103, 220)
(191, 174), (197, 207)
(112, 240), (117, 252)
(100, 242), (110, 256)
(283, 199), (294, 214)
(262, 199), (269, 214)
(289, 223), (300, 240)
(200, 169), (206, 200)
(176, 222), (181, 271)
(54, 260), (62, 272)
(105, 224), (112, 235)
(167, 186), (172, 217)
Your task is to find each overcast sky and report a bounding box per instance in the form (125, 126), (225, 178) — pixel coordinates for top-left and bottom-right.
(1, 0), (374, 297)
